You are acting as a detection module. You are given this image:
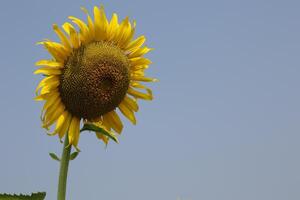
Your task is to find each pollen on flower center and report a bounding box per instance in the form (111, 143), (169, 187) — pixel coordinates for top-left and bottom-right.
(59, 42), (130, 120)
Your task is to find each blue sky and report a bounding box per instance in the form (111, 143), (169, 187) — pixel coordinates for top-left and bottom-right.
(0, 0), (299, 200)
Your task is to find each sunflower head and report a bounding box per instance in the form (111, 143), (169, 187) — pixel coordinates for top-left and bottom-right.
(34, 5), (157, 148)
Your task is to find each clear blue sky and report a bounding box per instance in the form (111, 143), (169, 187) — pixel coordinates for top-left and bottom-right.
(0, 0), (299, 200)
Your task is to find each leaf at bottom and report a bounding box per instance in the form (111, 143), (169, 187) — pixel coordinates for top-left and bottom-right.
(0, 192), (46, 200)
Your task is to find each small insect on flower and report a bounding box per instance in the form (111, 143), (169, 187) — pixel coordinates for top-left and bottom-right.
(34, 5), (157, 149)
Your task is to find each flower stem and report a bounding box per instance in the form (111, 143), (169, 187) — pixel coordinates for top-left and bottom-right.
(57, 136), (72, 200)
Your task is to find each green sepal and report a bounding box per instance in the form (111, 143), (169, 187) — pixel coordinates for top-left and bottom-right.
(0, 192), (46, 200)
(80, 123), (119, 143)
(49, 152), (60, 161)
(70, 151), (79, 160)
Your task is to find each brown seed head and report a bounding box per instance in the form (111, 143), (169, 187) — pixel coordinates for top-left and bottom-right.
(59, 42), (130, 120)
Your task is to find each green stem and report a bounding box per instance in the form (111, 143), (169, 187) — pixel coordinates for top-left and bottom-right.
(57, 135), (72, 200)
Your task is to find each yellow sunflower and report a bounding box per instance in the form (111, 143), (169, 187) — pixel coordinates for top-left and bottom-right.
(34, 5), (156, 149)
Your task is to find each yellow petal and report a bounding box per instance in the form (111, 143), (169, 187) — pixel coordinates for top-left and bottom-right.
(81, 7), (95, 39)
(130, 57), (152, 66)
(43, 102), (65, 128)
(130, 76), (158, 82)
(52, 24), (71, 51)
(39, 85), (51, 95)
(124, 21), (136, 48)
(104, 111), (123, 134)
(40, 41), (68, 62)
(53, 111), (68, 133)
(94, 5), (108, 40)
(128, 86), (153, 100)
(116, 17), (132, 48)
(35, 76), (59, 95)
(62, 22), (71, 35)
(130, 64), (149, 71)
(48, 110), (69, 136)
(107, 13), (119, 41)
(35, 88), (58, 101)
(68, 116), (81, 149)
(122, 20), (136, 48)
(63, 23), (80, 49)
(58, 113), (72, 139)
(96, 132), (109, 144)
(128, 46), (153, 58)
(41, 95), (61, 120)
(34, 67), (62, 75)
(102, 117), (113, 135)
(126, 35), (146, 52)
(36, 82), (59, 98)
(35, 60), (63, 68)
(122, 96), (139, 112)
(41, 92), (60, 117)
(34, 92), (53, 101)
(50, 111), (72, 139)
(118, 102), (136, 125)
(68, 16), (90, 44)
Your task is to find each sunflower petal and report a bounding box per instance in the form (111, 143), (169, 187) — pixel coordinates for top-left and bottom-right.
(47, 111), (68, 135)
(130, 64), (149, 71)
(41, 92), (60, 118)
(35, 76), (60, 95)
(43, 102), (65, 128)
(63, 23), (80, 48)
(118, 102), (136, 125)
(35, 60), (63, 68)
(128, 46), (153, 58)
(116, 17), (132, 48)
(107, 13), (119, 41)
(128, 86), (153, 100)
(40, 41), (68, 62)
(122, 96), (139, 112)
(104, 111), (123, 134)
(47, 111), (68, 136)
(102, 115), (113, 130)
(130, 76), (158, 82)
(62, 22), (71, 35)
(69, 16), (90, 44)
(130, 57), (152, 66)
(96, 133), (109, 144)
(39, 85), (57, 97)
(58, 112), (72, 139)
(53, 24), (71, 51)
(126, 35), (146, 52)
(34, 67), (62, 75)
(68, 116), (81, 149)
(81, 7), (95, 39)
(34, 92), (54, 101)
(122, 20), (136, 48)
(94, 5), (108, 40)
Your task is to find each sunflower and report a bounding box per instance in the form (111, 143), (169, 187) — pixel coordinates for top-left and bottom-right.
(34, 5), (156, 149)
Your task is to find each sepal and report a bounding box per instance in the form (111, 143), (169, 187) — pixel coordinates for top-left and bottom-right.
(81, 123), (119, 143)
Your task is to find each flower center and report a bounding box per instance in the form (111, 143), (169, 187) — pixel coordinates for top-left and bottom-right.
(59, 42), (130, 120)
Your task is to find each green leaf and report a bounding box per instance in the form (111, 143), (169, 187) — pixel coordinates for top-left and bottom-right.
(49, 152), (60, 161)
(0, 192), (46, 200)
(80, 123), (119, 143)
(70, 151), (79, 160)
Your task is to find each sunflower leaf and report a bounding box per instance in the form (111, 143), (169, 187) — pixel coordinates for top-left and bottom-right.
(80, 124), (119, 143)
(70, 151), (79, 160)
(0, 192), (46, 200)
(49, 152), (60, 161)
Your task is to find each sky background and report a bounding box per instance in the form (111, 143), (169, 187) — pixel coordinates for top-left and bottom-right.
(0, 0), (299, 200)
